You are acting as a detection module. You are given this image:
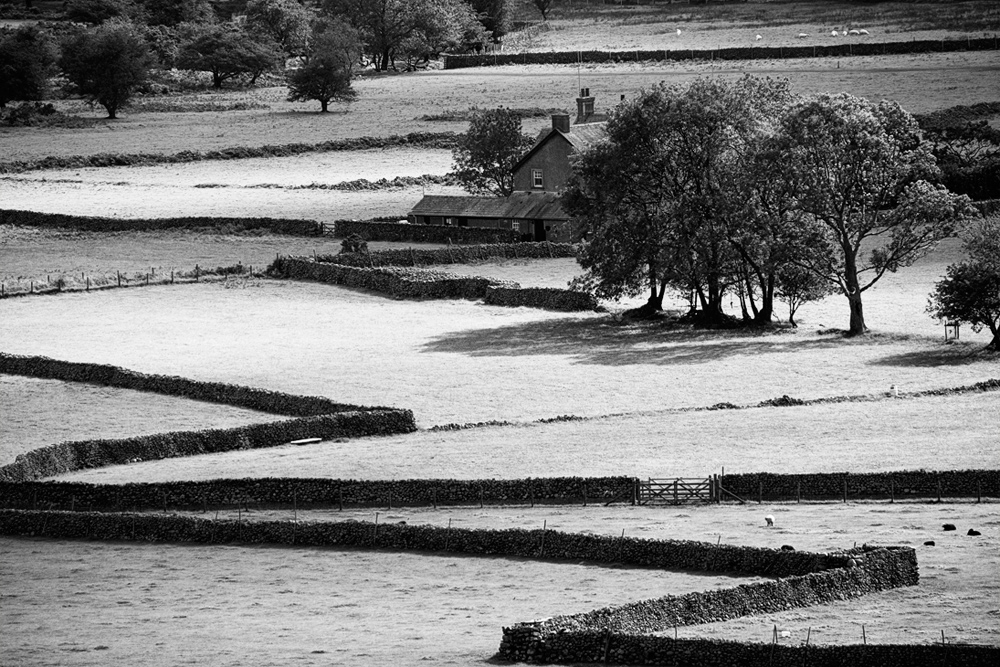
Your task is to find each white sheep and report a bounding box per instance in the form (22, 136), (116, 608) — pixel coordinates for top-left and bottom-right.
(859, 29), (870, 35)
(798, 32), (809, 38)
(755, 34), (762, 41)
(849, 29), (860, 35)
(676, 28), (682, 37)
(830, 29), (838, 37)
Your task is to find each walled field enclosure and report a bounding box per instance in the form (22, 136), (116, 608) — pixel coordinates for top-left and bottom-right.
(2, 2), (1000, 664)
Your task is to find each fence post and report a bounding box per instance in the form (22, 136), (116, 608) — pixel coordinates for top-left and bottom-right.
(117, 271), (121, 287)
(86, 276), (90, 291)
(674, 479), (679, 504)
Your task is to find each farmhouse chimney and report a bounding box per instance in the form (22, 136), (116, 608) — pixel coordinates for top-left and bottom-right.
(551, 113), (571, 133)
(576, 88), (595, 123)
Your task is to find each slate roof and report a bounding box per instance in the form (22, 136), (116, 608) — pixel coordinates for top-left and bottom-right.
(515, 121), (607, 172)
(409, 192), (568, 221)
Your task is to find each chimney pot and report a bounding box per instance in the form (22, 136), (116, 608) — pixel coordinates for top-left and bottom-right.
(552, 114), (571, 133)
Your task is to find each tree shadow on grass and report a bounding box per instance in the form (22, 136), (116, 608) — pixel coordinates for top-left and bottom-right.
(870, 342), (996, 368)
(422, 317), (853, 366)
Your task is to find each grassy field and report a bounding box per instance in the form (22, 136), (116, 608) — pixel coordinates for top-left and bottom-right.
(53, 391), (1000, 484)
(0, 531), (765, 667)
(3, 2), (999, 663)
(1, 500), (996, 667)
(517, 0), (1000, 51)
(0, 225), (448, 287)
(0, 375), (284, 465)
(1, 52), (997, 164)
(1, 269), (996, 429)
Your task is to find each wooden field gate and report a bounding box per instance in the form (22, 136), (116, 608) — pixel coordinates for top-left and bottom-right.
(637, 478), (713, 505)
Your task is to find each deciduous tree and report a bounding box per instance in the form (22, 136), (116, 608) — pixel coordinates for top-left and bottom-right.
(927, 217), (1000, 351)
(244, 0), (313, 58)
(287, 21), (359, 112)
(59, 21), (152, 118)
(177, 23), (283, 88)
(780, 94), (980, 336)
(531, 0), (557, 21)
(0, 26), (58, 108)
(451, 107), (533, 196)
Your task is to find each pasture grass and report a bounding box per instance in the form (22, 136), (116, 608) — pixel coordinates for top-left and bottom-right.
(53, 391), (999, 485)
(0, 532), (764, 666)
(0, 374), (285, 465)
(1, 53), (997, 163)
(1, 275), (996, 430)
(2, 500), (995, 667)
(0, 225), (445, 286)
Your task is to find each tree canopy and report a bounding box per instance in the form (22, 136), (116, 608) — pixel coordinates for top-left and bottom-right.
(287, 20), (360, 112)
(59, 21), (152, 118)
(177, 22), (283, 88)
(927, 217), (999, 351)
(780, 93), (979, 335)
(451, 107), (533, 197)
(0, 25), (58, 108)
(564, 81), (979, 333)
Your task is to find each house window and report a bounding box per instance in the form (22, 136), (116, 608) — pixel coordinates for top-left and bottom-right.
(532, 169), (544, 189)
(511, 221), (521, 231)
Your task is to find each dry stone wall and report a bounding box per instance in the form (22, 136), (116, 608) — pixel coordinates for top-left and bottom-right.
(485, 286), (599, 312)
(0, 209), (322, 235)
(444, 37), (999, 69)
(0, 411), (416, 482)
(334, 220), (519, 244)
(317, 241), (577, 267)
(0, 476), (633, 511)
(722, 469), (1000, 502)
(498, 545), (921, 664)
(0, 353), (382, 416)
(270, 257), (514, 300)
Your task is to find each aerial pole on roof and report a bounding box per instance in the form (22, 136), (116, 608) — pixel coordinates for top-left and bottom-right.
(577, 50), (582, 94)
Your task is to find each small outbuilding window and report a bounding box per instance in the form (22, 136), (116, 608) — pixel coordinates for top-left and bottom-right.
(512, 221), (521, 231)
(532, 169), (544, 188)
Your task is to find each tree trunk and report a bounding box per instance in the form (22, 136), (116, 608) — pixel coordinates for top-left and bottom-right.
(320, 99), (329, 112)
(106, 105), (117, 120)
(754, 273), (775, 324)
(847, 292), (867, 336)
(988, 323), (999, 351)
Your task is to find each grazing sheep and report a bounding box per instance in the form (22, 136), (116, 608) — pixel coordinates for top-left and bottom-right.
(765, 515), (775, 527)
(859, 29), (870, 35)
(849, 29), (860, 35)
(798, 32), (809, 38)
(755, 34), (762, 41)
(830, 29), (838, 36)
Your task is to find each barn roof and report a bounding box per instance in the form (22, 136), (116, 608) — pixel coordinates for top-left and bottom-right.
(409, 192), (568, 221)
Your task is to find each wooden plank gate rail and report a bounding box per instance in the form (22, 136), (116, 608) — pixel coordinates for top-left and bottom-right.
(637, 478), (713, 505)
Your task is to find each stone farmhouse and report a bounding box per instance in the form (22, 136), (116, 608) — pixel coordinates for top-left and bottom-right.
(407, 89), (609, 242)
